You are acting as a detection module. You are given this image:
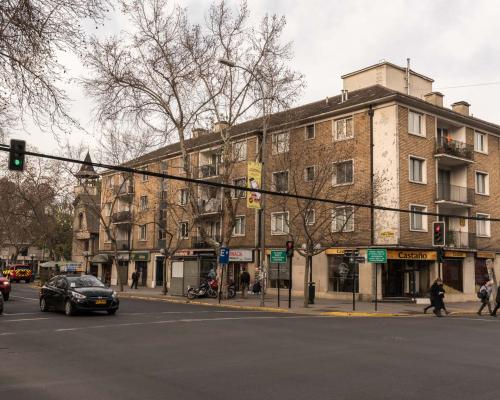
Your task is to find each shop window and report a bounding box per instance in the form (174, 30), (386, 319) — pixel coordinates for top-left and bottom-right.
(327, 255), (358, 293)
(443, 260), (463, 292)
(268, 257), (290, 289)
(474, 258), (489, 287)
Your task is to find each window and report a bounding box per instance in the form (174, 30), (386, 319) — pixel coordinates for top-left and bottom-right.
(304, 166), (315, 182)
(232, 216), (246, 236)
(408, 111), (424, 136)
(305, 124), (315, 140)
(475, 172), (489, 195)
(273, 171), (289, 193)
(139, 225), (147, 241)
(179, 222), (189, 239)
(328, 256), (358, 293)
(305, 209), (315, 225)
(104, 203), (112, 217)
(179, 189), (189, 205)
(233, 178), (247, 199)
(78, 213), (84, 229)
(233, 140), (247, 161)
(474, 132), (487, 153)
(159, 229), (167, 240)
(272, 132), (289, 154)
(476, 213), (490, 237)
(271, 212), (289, 235)
(141, 166), (149, 181)
(410, 204), (427, 231)
(409, 156), (425, 183)
(140, 195), (148, 211)
(333, 160), (353, 185)
(332, 207), (354, 232)
(335, 117), (353, 140)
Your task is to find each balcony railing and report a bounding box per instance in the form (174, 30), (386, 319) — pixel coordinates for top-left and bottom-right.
(445, 231), (476, 249)
(435, 138), (474, 161)
(198, 198), (222, 214)
(113, 184), (134, 197)
(191, 235), (221, 248)
(115, 240), (130, 251)
(197, 163), (219, 178)
(111, 211), (132, 224)
(436, 183), (474, 205)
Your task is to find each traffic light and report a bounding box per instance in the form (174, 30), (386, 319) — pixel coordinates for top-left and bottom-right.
(9, 139), (26, 171)
(433, 221), (445, 247)
(286, 241), (294, 258)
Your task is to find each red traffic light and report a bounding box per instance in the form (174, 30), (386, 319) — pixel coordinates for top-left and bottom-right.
(286, 241), (294, 257)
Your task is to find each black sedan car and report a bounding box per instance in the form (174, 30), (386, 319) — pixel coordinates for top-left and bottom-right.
(40, 275), (119, 316)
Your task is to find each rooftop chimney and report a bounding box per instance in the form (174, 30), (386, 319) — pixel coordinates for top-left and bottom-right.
(424, 92), (444, 107)
(451, 101), (470, 116)
(192, 128), (208, 138)
(213, 121), (230, 133)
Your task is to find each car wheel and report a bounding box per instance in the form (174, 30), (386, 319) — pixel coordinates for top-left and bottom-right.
(107, 309), (117, 315)
(3, 292), (9, 301)
(40, 297), (49, 312)
(64, 300), (74, 316)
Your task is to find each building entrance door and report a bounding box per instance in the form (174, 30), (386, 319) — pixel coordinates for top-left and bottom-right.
(383, 261), (404, 297)
(156, 257), (164, 286)
(136, 261), (148, 287)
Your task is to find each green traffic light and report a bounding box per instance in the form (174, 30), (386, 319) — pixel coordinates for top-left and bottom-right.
(14, 159), (21, 166)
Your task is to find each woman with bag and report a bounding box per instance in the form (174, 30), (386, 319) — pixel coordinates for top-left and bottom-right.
(477, 281), (493, 316)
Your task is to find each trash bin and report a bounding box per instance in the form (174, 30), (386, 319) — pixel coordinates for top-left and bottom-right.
(308, 282), (315, 304)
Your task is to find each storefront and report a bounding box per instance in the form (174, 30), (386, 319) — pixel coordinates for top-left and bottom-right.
(228, 249), (253, 290)
(382, 250), (436, 298)
(442, 250), (466, 293)
(327, 251), (358, 293)
(131, 252), (150, 287)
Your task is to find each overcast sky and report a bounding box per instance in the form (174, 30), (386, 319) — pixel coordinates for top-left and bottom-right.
(17, 0), (500, 155)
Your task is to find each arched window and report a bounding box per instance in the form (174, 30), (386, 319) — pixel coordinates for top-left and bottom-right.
(78, 212), (84, 229)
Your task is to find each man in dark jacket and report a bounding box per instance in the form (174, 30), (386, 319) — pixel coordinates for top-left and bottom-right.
(131, 270), (139, 289)
(490, 286), (499, 317)
(240, 268), (251, 298)
(424, 279), (439, 314)
(428, 278), (447, 317)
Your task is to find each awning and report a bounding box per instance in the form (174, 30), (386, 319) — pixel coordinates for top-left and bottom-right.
(40, 261), (57, 268)
(92, 254), (111, 263)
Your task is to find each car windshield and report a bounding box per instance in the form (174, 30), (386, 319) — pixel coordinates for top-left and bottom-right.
(66, 275), (105, 288)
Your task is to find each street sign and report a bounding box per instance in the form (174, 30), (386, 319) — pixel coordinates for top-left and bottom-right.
(354, 256), (366, 263)
(344, 250), (359, 257)
(270, 249), (287, 264)
(367, 248), (387, 263)
(219, 247), (229, 264)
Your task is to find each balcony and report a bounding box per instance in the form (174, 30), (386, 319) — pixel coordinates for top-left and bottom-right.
(435, 138), (474, 166)
(157, 239), (167, 249)
(436, 183), (474, 206)
(191, 235), (221, 249)
(111, 211), (132, 224)
(445, 231), (476, 249)
(113, 184), (134, 199)
(115, 240), (130, 251)
(197, 163), (219, 179)
(197, 198), (222, 216)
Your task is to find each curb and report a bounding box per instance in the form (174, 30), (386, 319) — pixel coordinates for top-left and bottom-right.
(319, 311), (410, 317)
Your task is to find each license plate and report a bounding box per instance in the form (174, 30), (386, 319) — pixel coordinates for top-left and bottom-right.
(95, 299), (107, 305)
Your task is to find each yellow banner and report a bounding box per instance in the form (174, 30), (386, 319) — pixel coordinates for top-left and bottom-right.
(387, 250), (437, 260)
(247, 161), (262, 209)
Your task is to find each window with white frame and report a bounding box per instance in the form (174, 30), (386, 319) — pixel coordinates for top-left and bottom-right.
(304, 166), (315, 182)
(408, 111), (424, 136)
(141, 166), (149, 181)
(409, 156), (425, 183)
(305, 209), (315, 225)
(272, 132), (289, 154)
(233, 140), (247, 161)
(232, 216), (246, 236)
(475, 172), (489, 195)
(273, 171), (289, 193)
(159, 229), (167, 240)
(335, 117), (354, 140)
(333, 160), (353, 185)
(410, 204), (427, 231)
(139, 225), (147, 240)
(474, 131), (487, 153)
(305, 124), (315, 140)
(104, 203), (111, 216)
(271, 212), (289, 235)
(476, 213), (490, 237)
(140, 195), (148, 211)
(332, 207), (354, 232)
(233, 178), (247, 198)
(179, 188), (189, 205)
(179, 222), (189, 239)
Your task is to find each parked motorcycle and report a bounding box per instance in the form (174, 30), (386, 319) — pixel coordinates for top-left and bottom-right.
(187, 279), (218, 299)
(208, 278), (236, 299)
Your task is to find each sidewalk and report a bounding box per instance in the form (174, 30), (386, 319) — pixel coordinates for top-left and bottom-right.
(112, 286), (482, 317)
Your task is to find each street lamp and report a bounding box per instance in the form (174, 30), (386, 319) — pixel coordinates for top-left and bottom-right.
(218, 58), (268, 307)
(159, 248), (168, 295)
(82, 251), (90, 274)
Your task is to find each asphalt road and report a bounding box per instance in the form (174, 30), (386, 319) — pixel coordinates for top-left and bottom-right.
(1, 284), (499, 400)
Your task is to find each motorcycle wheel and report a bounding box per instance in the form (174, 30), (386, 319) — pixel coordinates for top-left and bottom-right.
(208, 288), (218, 298)
(228, 288), (236, 299)
(187, 288), (197, 300)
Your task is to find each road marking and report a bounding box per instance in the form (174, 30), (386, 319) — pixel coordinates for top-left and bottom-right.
(4, 312), (41, 316)
(450, 317), (498, 322)
(1, 317), (49, 322)
(11, 296), (38, 301)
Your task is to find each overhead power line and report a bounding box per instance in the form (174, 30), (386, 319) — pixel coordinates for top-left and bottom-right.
(1, 146), (499, 223)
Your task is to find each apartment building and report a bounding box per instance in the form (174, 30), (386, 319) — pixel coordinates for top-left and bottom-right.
(97, 61), (500, 301)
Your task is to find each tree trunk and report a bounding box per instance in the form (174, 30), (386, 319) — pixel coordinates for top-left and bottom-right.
(162, 256), (169, 295)
(303, 253), (310, 308)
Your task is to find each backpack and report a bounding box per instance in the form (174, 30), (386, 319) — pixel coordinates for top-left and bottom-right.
(477, 289), (487, 300)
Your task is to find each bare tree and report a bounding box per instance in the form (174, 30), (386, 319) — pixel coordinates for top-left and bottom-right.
(0, 0), (111, 134)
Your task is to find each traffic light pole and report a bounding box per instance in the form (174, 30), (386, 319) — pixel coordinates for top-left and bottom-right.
(288, 257), (293, 309)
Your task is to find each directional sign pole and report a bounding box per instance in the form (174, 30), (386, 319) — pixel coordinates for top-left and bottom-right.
(375, 263), (378, 311)
(288, 257), (293, 309)
(277, 263), (280, 308)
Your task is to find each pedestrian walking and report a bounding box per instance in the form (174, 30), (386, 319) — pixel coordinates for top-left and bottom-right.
(131, 270), (139, 290)
(424, 279), (439, 314)
(491, 285), (500, 317)
(208, 267), (216, 280)
(477, 280), (493, 316)
(427, 278), (448, 317)
(240, 268), (250, 298)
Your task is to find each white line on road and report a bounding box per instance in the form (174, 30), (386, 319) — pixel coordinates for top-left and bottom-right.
(4, 312), (41, 316)
(450, 317), (498, 322)
(11, 296), (38, 301)
(1, 317), (49, 322)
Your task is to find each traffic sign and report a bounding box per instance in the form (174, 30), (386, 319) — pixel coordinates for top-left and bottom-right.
(344, 250), (359, 257)
(354, 256), (366, 263)
(270, 249), (287, 263)
(367, 248), (387, 263)
(219, 247), (229, 264)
